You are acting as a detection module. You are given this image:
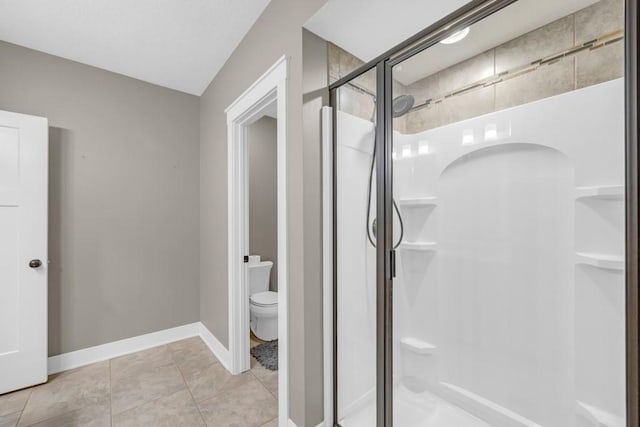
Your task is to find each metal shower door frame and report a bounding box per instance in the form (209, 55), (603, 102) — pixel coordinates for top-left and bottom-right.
(329, 0), (640, 425)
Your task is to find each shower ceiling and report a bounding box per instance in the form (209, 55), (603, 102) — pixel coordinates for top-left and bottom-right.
(305, 0), (599, 85)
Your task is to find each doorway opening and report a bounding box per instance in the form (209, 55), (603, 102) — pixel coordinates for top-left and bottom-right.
(226, 56), (289, 427)
(247, 111), (279, 366)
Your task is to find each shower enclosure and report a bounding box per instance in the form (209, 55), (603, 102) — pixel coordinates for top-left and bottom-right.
(329, 0), (639, 426)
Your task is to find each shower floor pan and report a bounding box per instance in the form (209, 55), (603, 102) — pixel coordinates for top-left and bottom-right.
(340, 384), (490, 427)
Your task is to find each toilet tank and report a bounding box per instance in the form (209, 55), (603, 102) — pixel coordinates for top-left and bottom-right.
(248, 261), (273, 296)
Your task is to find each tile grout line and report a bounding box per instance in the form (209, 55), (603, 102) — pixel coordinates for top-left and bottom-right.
(109, 345), (178, 420)
(249, 339), (279, 401)
(110, 360), (198, 422)
(12, 363), (111, 427)
(13, 388), (32, 427)
(191, 370), (250, 405)
(249, 364), (279, 401)
(189, 366), (278, 426)
(179, 337), (261, 406)
(189, 360), (277, 409)
(573, 13), (578, 90)
(112, 387), (200, 423)
(249, 369), (279, 401)
(10, 338), (276, 427)
(168, 340), (209, 426)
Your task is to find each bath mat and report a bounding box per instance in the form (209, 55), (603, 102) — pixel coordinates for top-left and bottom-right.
(251, 340), (278, 371)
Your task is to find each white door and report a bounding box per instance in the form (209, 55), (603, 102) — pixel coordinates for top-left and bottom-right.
(0, 110), (48, 394)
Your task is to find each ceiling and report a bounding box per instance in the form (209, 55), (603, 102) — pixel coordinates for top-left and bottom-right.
(305, 0), (471, 66)
(305, 0), (598, 86)
(0, 0), (271, 95)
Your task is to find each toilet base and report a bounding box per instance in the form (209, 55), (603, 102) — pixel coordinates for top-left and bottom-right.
(250, 310), (278, 341)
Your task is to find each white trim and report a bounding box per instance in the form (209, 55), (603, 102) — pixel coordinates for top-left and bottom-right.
(47, 323), (200, 374)
(225, 56), (287, 115)
(226, 55), (290, 427)
(198, 322), (231, 371)
(288, 420), (327, 427)
(47, 322), (230, 375)
(321, 106), (334, 427)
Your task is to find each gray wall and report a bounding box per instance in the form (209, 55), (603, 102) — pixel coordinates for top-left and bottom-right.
(301, 28), (329, 426)
(198, 0), (326, 424)
(248, 116), (278, 290)
(0, 41), (201, 356)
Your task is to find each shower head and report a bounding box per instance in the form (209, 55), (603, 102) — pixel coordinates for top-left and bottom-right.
(392, 94), (415, 118)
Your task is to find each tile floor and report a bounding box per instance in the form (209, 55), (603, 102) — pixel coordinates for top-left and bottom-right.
(0, 336), (278, 427)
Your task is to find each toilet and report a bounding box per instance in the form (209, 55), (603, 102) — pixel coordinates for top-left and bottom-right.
(249, 260), (278, 341)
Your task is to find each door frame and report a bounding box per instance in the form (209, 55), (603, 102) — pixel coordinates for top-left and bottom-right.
(325, 0), (640, 425)
(226, 55), (289, 426)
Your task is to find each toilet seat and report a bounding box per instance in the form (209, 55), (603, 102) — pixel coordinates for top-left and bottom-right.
(250, 291), (278, 307)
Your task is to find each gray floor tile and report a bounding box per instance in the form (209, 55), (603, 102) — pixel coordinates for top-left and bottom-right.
(0, 388), (31, 417)
(111, 362), (186, 415)
(27, 404), (110, 427)
(184, 360), (254, 403)
(250, 358), (278, 399)
(169, 337), (218, 379)
(113, 389), (204, 427)
(7, 336), (279, 427)
(0, 412), (21, 427)
(259, 418), (278, 427)
(18, 362), (110, 426)
(111, 345), (174, 378)
(197, 377), (278, 427)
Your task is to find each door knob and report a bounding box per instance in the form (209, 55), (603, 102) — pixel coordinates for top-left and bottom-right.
(29, 259), (42, 269)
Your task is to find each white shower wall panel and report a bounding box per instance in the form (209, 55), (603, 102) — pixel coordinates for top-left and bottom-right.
(394, 78), (625, 426)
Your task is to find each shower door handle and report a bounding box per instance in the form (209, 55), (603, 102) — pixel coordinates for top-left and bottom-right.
(390, 250), (396, 278)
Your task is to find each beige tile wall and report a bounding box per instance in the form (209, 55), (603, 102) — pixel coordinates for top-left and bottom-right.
(328, 43), (408, 132)
(328, 0), (623, 135)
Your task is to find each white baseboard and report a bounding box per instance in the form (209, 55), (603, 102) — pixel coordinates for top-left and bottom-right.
(198, 322), (231, 371)
(287, 418), (325, 427)
(47, 322), (230, 375)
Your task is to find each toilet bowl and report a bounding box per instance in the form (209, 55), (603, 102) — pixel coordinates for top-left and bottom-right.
(248, 260), (278, 341)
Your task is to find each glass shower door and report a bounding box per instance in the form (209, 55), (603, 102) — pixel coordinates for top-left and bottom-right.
(334, 66), (380, 426)
(388, 0), (627, 425)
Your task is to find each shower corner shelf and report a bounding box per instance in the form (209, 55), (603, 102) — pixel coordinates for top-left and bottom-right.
(576, 400), (625, 427)
(400, 337), (437, 355)
(575, 185), (624, 200)
(398, 196), (438, 207)
(398, 241), (438, 252)
(575, 252), (624, 271)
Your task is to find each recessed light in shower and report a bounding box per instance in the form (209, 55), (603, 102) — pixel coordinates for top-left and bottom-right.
(440, 27), (470, 44)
